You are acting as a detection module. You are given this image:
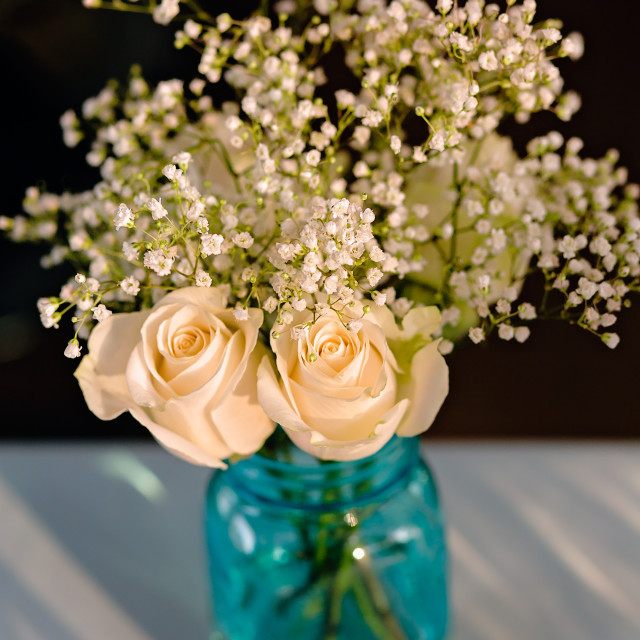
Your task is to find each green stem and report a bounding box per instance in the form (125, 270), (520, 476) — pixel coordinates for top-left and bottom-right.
(324, 550), (353, 639)
(449, 161), (463, 264)
(351, 562), (408, 640)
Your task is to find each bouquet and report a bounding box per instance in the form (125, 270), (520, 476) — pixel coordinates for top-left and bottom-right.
(3, 0), (638, 466)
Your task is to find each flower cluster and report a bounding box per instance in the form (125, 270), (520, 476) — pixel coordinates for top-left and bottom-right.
(3, 0), (638, 465)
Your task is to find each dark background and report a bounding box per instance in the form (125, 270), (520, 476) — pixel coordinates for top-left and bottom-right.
(0, 0), (638, 441)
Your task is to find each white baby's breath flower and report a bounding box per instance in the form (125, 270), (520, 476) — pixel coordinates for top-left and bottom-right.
(362, 110), (383, 128)
(561, 32), (585, 61)
(438, 340), (453, 355)
(200, 233), (224, 257)
(498, 324), (514, 341)
(217, 12), (232, 32)
(436, 0), (453, 13)
(195, 269), (212, 287)
(335, 90), (356, 108)
(306, 150), (321, 167)
(7, 0), (640, 410)
(122, 242), (139, 262)
(413, 147), (427, 163)
(183, 20), (201, 40)
(233, 232), (254, 249)
(85, 278), (100, 293)
(187, 200), (205, 221)
(495, 299), (511, 315)
(392, 297), (412, 318)
(353, 126), (371, 146)
(144, 248), (175, 276)
(600, 313), (616, 327)
(518, 303), (537, 320)
(576, 277), (598, 300)
(64, 340), (82, 359)
(348, 319), (363, 333)
(290, 325), (308, 341)
(429, 131), (447, 152)
(92, 304), (112, 323)
(450, 32), (473, 53)
(113, 204), (134, 230)
(479, 51), (499, 72)
(371, 291), (387, 306)
(366, 267), (383, 287)
(233, 306), (249, 321)
(153, 0), (180, 25)
(121, 276), (140, 296)
(263, 297), (278, 313)
(477, 274), (491, 293)
(291, 298), (308, 312)
(147, 198), (169, 220)
(162, 164), (181, 181)
(171, 151), (192, 167)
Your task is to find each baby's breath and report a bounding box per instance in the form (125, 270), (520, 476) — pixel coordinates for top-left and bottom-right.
(3, 0), (638, 354)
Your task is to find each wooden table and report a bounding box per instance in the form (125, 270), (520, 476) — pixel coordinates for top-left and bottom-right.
(1, 442), (638, 640)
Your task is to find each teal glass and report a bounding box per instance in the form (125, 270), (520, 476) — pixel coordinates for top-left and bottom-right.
(204, 434), (448, 640)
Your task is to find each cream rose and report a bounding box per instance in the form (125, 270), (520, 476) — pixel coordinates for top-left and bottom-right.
(75, 287), (275, 468)
(256, 305), (448, 461)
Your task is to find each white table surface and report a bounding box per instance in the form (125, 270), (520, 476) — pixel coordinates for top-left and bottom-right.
(0, 442), (638, 640)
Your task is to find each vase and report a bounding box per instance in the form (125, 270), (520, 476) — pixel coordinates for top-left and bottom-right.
(204, 433), (448, 640)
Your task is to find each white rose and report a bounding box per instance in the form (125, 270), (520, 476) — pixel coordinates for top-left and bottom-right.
(169, 114), (276, 238)
(404, 133), (532, 335)
(169, 113), (253, 201)
(75, 287), (275, 468)
(256, 304), (448, 461)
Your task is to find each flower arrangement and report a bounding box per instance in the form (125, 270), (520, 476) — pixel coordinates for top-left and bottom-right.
(3, 0), (639, 466)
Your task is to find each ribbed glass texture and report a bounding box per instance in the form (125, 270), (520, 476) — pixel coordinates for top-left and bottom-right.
(204, 435), (448, 640)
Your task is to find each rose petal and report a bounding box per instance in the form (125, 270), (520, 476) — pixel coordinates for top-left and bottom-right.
(161, 312), (232, 396)
(273, 342), (305, 418)
(257, 355), (311, 432)
(368, 304), (398, 338)
(396, 341), (449, 437)
(201, 308), (263, 407)
(401, 307), (442, 341)
(285, 399), (410, 461)
(138, 288), (235, 399)
(267, 310), (401, 449)
(210, 343), (276, 454)
(152, 286), (228, 312)
(311, 320), (359, 374)
(287, 365), (396, 441)
(360, 320), (394, 395)
(292, 354), (367, 397)
(137, 306), (180, 401)
(77, 286), (272, 468)
(74, 311), (150, 419)
(75, 356), (130, 420)
(290, 316), (388, 395)
(157, 305), (227, 381)
(297, 336), (373, 390)
(127, 342), (171, 408)
(129, 406), (230, 468)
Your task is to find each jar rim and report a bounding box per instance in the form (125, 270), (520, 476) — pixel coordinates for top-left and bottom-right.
(222, 435), (421, 510)
(233, 433), (416, 471)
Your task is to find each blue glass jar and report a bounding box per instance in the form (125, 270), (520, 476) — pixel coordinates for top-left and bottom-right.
(204, 434), (448, 640)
